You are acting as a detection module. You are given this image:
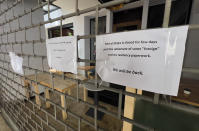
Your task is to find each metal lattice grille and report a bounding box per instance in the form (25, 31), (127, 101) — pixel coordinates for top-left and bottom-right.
(0, 0), (199, 131)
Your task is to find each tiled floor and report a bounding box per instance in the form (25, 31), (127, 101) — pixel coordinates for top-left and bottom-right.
(0, 114), (11, 131)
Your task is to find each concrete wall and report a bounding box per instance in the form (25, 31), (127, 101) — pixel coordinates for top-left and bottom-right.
(0, 0), (46, 99)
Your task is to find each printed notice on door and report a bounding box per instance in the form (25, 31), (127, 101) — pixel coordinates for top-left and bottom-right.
(46, 36), (77, 74)
(96, 26), (188, 96)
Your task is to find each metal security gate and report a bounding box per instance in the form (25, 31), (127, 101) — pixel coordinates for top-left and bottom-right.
(0, 0), (199, 131)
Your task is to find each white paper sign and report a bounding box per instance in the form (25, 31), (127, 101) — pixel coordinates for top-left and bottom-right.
(96, 26), (189, 96)
(46, 36), (77, 74)
(9, 52), (24, 75)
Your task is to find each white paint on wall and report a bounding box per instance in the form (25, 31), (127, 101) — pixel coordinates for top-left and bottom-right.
(54, 0), (99, 15)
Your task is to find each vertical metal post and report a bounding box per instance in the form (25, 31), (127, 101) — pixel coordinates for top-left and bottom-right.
(75, 0), (79, 14)
(94, 5), (99, 131)
(153, 94), (159, 104)
(95, 6), (99, 87)
(41, 56), (44, 72)
(50, 73), (55, 91)
(154, 0), (172, 104)
(60, 17), (63, 37)
(47, 0), (50, 20)
(33, 41), (35, 56)
(54, 105), (57, 120)
(38, 0), (40, 5)
(22, 0), (25, 13)
(123, 1), (149, 131)
(78, 118), (81, 131)
(65, 125), (68, 131)
(77, 80), (79, 102)
(117, 91), (122, 119)
(141, 0), (149, 29)
(46, 113), (49, 126)
(163, 0), (172, 28)
(30, 9), (33, 25)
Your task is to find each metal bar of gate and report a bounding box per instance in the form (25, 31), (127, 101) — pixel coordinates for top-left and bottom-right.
(0, 56), (199, 116)
(153, 0), (172, 104)
(0, 0), (199, 131)
(1, 59), (199, 119)
(0, 65), (154, 130)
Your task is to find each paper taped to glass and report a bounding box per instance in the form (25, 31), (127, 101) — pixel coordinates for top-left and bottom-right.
(9, 52), (24, 75)
(46, 36), (77, 74)
(96, 26), (189, 96)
